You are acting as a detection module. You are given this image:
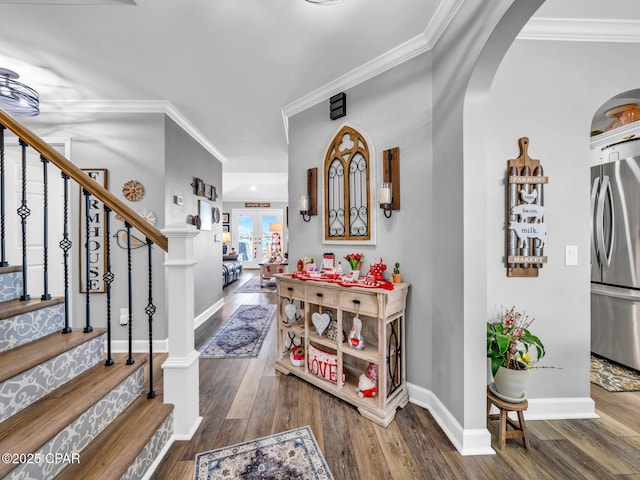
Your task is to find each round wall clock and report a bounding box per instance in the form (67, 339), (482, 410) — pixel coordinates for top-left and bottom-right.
(122, 180), (145, 201)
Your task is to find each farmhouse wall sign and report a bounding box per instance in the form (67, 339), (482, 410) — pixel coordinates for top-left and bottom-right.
(506, 137), (548, 277)
(79, 168), (108, 293)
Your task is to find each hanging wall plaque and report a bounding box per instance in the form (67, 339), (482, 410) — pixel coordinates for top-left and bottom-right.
(506, 137), (548, 277)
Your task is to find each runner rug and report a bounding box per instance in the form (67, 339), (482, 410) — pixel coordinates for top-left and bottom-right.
(199, 304), (275, 358)
(590, 354), (640, 392)
(235, 277), (277, 293)
(193, 426), (333, 480)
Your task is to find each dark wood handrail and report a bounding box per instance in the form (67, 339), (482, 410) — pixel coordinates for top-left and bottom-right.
(0, 109), (168, 251)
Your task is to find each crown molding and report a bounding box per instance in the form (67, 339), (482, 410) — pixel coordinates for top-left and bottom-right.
(41, 99), (227, 162)
(281, 0), (464, 133)
(519, 18), (640, 43)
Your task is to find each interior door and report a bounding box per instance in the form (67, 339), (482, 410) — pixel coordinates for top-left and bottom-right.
(232, 208), (283, 269)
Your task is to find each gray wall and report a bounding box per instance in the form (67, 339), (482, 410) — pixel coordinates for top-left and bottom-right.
(22, 111), (169, 342)
(20, 111), (223, 343)
(288, 52), (433, 387)
(164, 117), (223, 317)
(486, 39), (640, 398)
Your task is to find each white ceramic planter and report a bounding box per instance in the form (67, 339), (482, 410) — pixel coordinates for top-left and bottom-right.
(493, 366), (528, 399)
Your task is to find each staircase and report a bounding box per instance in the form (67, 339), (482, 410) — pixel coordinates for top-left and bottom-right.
(0, 266), (174, 480)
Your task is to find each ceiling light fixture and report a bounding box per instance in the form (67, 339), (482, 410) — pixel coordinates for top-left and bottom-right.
(0, 68), (39, 116)
(305, 0), (343, 4)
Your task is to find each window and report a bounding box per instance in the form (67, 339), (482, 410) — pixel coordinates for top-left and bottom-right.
(324, 126), (371, 241)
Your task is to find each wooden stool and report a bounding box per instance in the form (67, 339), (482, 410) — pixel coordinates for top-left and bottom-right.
(486, 387), (530, 450)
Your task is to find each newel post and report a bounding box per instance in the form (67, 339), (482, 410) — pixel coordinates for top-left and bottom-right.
(161, 224), (202, 439)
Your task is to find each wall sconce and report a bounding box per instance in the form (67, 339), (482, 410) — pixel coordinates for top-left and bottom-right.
(298, 167), (317, 222)
(378, 147), (400, 218)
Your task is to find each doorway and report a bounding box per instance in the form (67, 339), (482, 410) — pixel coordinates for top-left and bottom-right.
(231, 208), (284, 269)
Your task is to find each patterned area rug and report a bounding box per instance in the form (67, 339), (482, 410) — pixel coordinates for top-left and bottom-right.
(199, 305), (275, 358)
(194, 426), (333, 480)
(235, 277), (277, 293)
(590, 354), (640, 392)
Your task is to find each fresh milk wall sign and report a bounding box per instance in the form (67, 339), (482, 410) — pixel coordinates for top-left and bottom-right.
(506, 138), (548, 277)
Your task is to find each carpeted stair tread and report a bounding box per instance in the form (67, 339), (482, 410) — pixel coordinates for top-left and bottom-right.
(55, 393), (173, 480)
(0, 354), (146, 478)
(0, 296), (65, 321)
(0, 327), (106, 383)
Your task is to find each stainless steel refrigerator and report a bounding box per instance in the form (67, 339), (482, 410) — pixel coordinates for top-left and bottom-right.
(591, 137), (640, 370)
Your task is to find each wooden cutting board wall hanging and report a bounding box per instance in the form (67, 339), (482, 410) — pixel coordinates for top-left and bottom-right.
(506, 137), (548, 277)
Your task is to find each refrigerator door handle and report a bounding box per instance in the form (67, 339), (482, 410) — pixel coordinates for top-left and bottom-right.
(596, 175), (614, 268)
(591, 176), (601, 267)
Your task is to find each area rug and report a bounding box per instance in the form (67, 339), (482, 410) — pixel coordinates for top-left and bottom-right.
(590, 354), (640, 392)
(193, 426), (333, 480)
(199, 304), (275, 358)
(235, 277), (277, 293)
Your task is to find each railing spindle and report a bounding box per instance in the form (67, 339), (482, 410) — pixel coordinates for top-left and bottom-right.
(146, 238), (156, 399)
(41, 156), (51, 300)
(0, 125), (7, 267)
(18, 140), (30, 301)
(104, 206), (114, 366)
(125, 221), (134, 365)
(83, 188), (93, 333)
(59, 173), (72, 334)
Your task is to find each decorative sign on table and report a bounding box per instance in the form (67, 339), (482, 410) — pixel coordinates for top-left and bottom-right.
(79, 168), (108, 293)
(506, 137), (548, 277)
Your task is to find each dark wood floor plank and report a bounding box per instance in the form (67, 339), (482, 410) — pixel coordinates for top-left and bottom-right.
(151, 271), (640, 480)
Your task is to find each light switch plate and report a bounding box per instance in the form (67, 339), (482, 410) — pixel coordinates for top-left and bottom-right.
(565, 245), (578, 266)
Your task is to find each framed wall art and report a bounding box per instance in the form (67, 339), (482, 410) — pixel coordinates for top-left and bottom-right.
(222, 212), (229, 224)
(199, 199), (212, 231)
(195, 178), (205, 196)
(79, 168), (108, 293)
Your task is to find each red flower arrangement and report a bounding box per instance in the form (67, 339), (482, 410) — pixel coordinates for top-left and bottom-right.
(344, 253), (364, 270)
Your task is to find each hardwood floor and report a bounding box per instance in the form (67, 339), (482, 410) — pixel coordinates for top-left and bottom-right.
(151, 271), (640, 479)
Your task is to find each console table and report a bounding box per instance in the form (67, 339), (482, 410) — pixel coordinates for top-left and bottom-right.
(274, 274), (409, 427)
(259, 262), (288, 286)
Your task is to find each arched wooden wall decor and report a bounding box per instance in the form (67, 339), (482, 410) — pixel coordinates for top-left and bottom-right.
(506, 137), (548, 277)
(324, 126), (371, 241)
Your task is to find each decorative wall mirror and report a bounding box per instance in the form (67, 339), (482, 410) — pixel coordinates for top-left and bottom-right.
(324, 125), (371, 242)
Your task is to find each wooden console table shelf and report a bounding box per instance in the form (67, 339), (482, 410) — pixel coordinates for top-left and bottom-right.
(274, 274), (410, 427)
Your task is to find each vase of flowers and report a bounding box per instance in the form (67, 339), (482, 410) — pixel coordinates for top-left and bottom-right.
(344, 253), (364, 278)
(487, 306), (545, 399)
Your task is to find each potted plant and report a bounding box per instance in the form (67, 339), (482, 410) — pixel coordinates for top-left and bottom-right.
(392, 262), (402, 283)
(344, 253), (364, 279)
(487, 306), (545, 399)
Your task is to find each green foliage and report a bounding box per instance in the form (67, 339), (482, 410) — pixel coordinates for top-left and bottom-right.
(486, 306), (546, 376)
(394, 262), (400, 274)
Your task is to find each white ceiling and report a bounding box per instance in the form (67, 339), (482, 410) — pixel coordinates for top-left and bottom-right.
(0, 0), (638, 201)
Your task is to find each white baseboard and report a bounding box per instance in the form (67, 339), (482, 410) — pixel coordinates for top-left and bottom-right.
(111, 338), (169, 353)
(525, 396), (598, 420)
(140, 436), (175, 480)
(108, 299), (224, 354)
(407, 382), (598, 455)
(407, 382), (494, 456)
(194, 298), (224, 330)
